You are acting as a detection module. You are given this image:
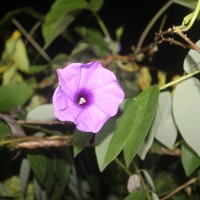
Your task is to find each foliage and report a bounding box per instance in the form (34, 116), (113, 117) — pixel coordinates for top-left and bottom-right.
(1, 0), (200, 200)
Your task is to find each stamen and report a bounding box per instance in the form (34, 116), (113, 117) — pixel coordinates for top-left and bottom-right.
(78, 97), (87, 105)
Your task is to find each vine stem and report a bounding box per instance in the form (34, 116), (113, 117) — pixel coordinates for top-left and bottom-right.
(160, 69), (200, 90)
(160, 177), (197, 200)
(133, 163), (152, 200)
(115, 158), (132, 176)
(93, 12), (113, 42)
(135, 0), (173, 53)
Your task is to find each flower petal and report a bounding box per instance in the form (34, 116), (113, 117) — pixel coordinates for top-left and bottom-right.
(75, 104), (110, 133)
(78, 61), (117, 90)
(52, 86), (81, 122)
(57, 63), (83, 99)
(92, 81), (125, 116)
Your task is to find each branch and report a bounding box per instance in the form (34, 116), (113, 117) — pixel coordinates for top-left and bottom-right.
(160, 177), (198, 200)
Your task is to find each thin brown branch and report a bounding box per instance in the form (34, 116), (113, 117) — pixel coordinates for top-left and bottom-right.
(17, 120), (69, 126)
(12, 18), (52, 63)
(176, 30), (200, 53)
(0, 135), (73, 149)
(160, 177), (198, 200)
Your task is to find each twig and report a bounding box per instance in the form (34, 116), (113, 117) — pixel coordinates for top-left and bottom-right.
(175, 30), (200, 53)
(0, 135), (73, 149)
(135, 0), (173, 53)
(160, 177), (198, 200)
(160, 69), (200, 90)
(17, 120), (68, 125)
(12, 18), (52, 63)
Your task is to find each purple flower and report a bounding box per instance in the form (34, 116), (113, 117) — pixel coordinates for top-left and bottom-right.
(52, 61), (125, 133)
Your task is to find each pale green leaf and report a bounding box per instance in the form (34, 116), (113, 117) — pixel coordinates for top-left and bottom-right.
(137, 123), (156, 160)
(142, 170), (155, 191)
(20, 158), (31, 196)
(0, 82), (34, 113)
(95, 117), (117, 172)
(151, 192), (159, 200)
(153, 91), (177, 149)
(2, 65), (16, 85)
(183, 40), (200, 73)
(173, 77), (200, 156)
(181, 142), (200, 176)
(26, 104), (55, 121)
(123, 85), (159, 167)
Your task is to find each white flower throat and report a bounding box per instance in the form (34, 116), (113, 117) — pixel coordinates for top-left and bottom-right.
(78, 97), (87, 105)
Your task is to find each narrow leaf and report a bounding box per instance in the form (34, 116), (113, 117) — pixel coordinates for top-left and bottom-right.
(123, 85), (159, 167)
(101, 85), (159, 170)
(100, 98), (137, 171)
(173, 77), (200, 156)
(20, 158), (31, 197)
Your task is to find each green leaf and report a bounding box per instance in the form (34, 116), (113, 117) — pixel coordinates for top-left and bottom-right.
(0, 120), (11, 139)
(101, 85), (159, 170)
(87, 0), (104, 11)
(42, 0), (104, 47)
(30, 65), (48, 74)
(73, 129), (93, 157)
(42, 0), (85, 47)
(75, 27), (109, 57)
(14, 38), (30, 73)
(0, 82), (34, 113)
(124, 190), (145, 200)
(153, 91), (177, 149)
(123, 85), (159, 167)
(54, 147), (71, 191)
(27, 149), (55, 194)
(183, 40), (200, 73)
(100, 98), (137, 171)
(173, 77), (200, 156)
(181, 142), (200, 176)
(26, 104), (55, 121)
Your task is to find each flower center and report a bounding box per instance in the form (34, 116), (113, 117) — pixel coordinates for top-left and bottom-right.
(78, 97), (87, 105)
(75, 88), (93, 107)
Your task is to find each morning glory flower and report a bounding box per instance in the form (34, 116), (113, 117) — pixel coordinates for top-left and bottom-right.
(52, 61), (125, 133)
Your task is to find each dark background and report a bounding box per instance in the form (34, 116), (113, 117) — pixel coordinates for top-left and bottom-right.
(0, 0), (198, 74)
